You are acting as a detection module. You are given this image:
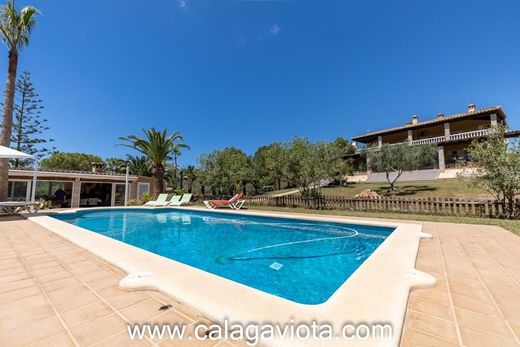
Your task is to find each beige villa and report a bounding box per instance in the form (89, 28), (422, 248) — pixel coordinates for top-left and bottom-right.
(7, 164), (153, 208)
(350, 104), (519, 178)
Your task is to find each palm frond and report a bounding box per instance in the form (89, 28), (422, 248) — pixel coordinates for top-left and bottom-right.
(118, 128), (188, 169)
(0, 1), (39, 50)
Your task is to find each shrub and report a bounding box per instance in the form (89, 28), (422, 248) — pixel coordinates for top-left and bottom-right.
(463, 126), (520, 219)
(127, 199), (143, 206)
(38, 199), (53, 209)
(140, 193), (153, 203)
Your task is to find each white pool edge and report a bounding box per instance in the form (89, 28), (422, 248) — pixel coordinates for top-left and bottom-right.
(28, 207), (435, 347)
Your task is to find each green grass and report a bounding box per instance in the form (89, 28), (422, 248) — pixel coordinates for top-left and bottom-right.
(270, 179), (494, 200)
(265, 188), (299, 196)
(245, 205), (520, 236)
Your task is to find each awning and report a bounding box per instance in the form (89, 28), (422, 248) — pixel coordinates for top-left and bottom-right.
(0, 145), (33, 159)
(0, 145), (37, 202)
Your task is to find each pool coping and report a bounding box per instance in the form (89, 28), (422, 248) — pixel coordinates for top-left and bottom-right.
(28, 207), (435, 347)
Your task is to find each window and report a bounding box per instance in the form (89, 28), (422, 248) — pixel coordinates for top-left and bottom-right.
(35, 181), (73, 208)
(7, 181), (29, 201)
(137, 183), (150, 198)
(114, 184), (128, 206)
(80, 183), (113, 207)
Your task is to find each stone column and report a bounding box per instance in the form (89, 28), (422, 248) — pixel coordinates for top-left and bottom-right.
(377, 135), (383, 148)
(71, 179), (81, 208)
(438, 146), (445, 172)
(444, 123), (451, 140)
(407, 130), (413, 145)
(490, 113), (498, 127)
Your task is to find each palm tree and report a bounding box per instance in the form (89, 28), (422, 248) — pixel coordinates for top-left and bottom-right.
(0, 0), (39, 201)
(126, 154), (152, 176)
(104, 157), (126, 174)
(184, 165), (198, 193)
(171, 132), (190, 168)
(126, 155), (151, 177)
(119, 128), (187, 197)
(164, 165), (179, 191)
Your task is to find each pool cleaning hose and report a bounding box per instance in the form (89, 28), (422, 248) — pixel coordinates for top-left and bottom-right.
(216, 226), (370, 264)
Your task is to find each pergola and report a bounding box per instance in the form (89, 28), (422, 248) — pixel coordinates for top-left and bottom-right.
(0, 146), (38, 202)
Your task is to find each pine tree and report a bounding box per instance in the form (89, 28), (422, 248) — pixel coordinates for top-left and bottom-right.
(10, 71), (54, 168)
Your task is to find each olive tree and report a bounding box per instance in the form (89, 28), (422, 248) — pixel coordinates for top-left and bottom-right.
(330, 137), (355, 186)
(198, 147), (254, 196)
(286, 137), (350, 200)
(367, 143), (437, 191)
(197, 138), (356, 200)
(463, 126), (520, 219)
(252, 142), (288, 191)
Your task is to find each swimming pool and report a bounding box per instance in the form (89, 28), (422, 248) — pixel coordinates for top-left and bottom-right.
(54, 209), (394, 304)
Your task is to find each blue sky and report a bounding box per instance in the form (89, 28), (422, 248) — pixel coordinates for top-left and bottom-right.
(4, 0), (520, 166)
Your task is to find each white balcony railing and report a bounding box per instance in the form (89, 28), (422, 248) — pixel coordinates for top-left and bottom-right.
(411, 136), (446, 146)
(448, 128), (492, 141)
(410, 129), (492, 146)
(354, 129), (493, 153)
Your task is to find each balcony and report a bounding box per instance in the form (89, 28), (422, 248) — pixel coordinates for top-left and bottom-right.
(411, 136), (446, 146)
(355, 128), (493, 153)
(411, 129), (492, 146)
(448, 128), (492, 141)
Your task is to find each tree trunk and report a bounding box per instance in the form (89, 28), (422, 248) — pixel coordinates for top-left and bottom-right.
(389, 170), (403, 192)
(505, 193), (515, 219)
(0, 49), (19, 201)
(385, 169), (402, 192)
(152, 165), (165, 198)
(385, 171), (393, 191)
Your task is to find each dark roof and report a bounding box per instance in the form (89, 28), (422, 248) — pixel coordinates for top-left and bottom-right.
(352, 106), (506, 143)
(11, 167), (129, 177)
(45, 168), (129, 176)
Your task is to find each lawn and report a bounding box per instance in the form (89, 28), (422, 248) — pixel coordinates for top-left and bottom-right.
(265, 188), (299, 196)
(270, 179), (494, 200)
(245, 205), (520, 236)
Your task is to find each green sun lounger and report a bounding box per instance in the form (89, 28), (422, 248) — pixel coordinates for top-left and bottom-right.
(144, 194), (169, 207)
(168, 194), (192, 206)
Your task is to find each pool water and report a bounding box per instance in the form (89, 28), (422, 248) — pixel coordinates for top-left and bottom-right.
(54, 209), (394, 305)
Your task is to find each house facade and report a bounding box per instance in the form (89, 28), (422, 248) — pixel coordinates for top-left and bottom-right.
(7, 168), (153, 208)
(351, 104), (516, 174)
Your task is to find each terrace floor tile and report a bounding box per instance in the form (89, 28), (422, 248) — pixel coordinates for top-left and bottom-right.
(1, 215), (519, 347)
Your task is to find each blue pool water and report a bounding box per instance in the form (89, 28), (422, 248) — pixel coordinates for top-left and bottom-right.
(54, 209), (394, 305)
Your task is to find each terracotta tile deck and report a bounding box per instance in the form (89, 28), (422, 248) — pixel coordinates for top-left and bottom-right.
(1, 215), (519, 346)
(401, 222), (520, 347)
(0, 216), (247, 347)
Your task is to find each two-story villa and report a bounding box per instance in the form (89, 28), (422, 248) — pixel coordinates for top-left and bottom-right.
(350, 104), (517, 179)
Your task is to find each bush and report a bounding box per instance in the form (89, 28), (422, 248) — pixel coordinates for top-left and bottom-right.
(140, 193), (153, 203)
(127, 199), (143, 206)
(38, 199), (53, 210)
(463, 126), (520, 219)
